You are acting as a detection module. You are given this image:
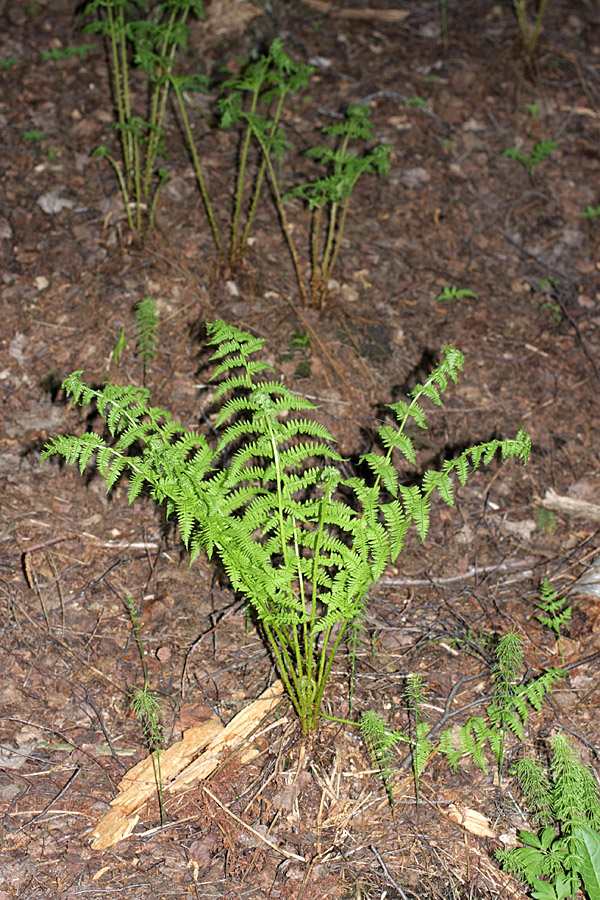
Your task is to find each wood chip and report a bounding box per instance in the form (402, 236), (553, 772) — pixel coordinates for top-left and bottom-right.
(169, 680), (284, 791)
(90, 681), (284, 850)
(543, 488), (600, 521)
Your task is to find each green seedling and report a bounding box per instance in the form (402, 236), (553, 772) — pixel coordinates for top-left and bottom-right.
(536, 507), (558, 534)
(437, 632), (563, 784)
(404, 673), (432, 804)
(404, 96), (429, 108)
(126, 596), (165, 825)
(436, 285), (478, 302)
(22, 129), (46, 143)
(536, 579), (572, 663)
(289, 331), (312, 378)
(581, 204), (600, 219)
(539, 300), (562, 325)
(0, 57), (18, 68)
(218, 39), (313, 268)
(40, 44), (95, 62)
(498, 732), (600, 900)
(360, 710), (408, 805)
(512, 0), (551, 59)
(43, 321), (531, 735)
(285, 105), (391, 307)
(364, 632), (563, 806)
(503, 140), (558, 174)
(83, 0), (204, 244)
(524, 102), (540, 116)
(113, 326), (128, 364)
(135, 295), (159, 386)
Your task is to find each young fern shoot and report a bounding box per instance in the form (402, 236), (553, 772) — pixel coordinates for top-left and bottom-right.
(43, 320), (531, 734)
(135, 295), (159, 386)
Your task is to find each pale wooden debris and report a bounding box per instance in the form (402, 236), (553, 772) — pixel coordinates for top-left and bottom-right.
(447, 804), (497, 839)
(91, 718), (223, 850)
(90, 681), (285, 850)
(543, 488), (600, 521)
(169, 680), (284, 791)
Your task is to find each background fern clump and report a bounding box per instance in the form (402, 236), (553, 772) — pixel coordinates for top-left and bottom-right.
(43, 321), (531, 734)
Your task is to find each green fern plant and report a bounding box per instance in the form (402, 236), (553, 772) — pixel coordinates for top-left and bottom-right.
(83, 0), (204, 243)
(42, 320), (531, 734)
(502, 140), (558, 175)
(135, 295), (160, 386)
(498, 732), (600, 900)
(512, 0), (551, 59)
(360, 709), (407, 804)
(285, 105), (391, 307)
(126, 595), (165, 825)
(362, 633), (563, 807)
(438, 632), (564, 783)
(536, 579), (572, 664)
(404, 673), (432, 804)
(218, 39), (313, 269)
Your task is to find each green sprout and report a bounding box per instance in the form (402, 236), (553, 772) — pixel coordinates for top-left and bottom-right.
(436, 286), (478, 301)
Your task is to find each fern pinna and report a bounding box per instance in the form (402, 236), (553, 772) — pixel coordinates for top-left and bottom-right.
(43, 320), (531, 734)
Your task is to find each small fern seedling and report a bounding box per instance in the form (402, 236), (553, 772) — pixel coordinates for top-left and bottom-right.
(83, 0), (203, 242)
(360, 709), (408, 805)
(404, 673), (433, 804)
(285, 105), (391, 307)
(218, 39), (313, 269)
(438, 633), (564, 781)
(135, 295), (159, 386)
(43, 320), (531, 735)
(126, 596), (165, 825)
(536, 579), (572, 664)
(502, 139), (558, 175)
(580, 203), (600, 219)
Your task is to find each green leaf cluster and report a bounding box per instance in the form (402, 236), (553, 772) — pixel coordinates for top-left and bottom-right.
(498, 732), (600, 900)
(284, 105), (392, 307)
(438, 632), (563, 781)
(82, 0), (204, 242)
(502, 139), (558, 174)
(43, 320), (531, 733)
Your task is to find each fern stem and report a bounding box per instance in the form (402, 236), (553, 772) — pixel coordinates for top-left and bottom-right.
(171, 77), (224, 259)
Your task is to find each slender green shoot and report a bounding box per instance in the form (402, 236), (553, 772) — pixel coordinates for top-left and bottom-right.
(135, 295), (159, 386)
(126, 596), (165, 825)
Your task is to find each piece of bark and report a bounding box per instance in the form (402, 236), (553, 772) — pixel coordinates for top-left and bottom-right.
(169, 680), (284, 792)
(543, 488), (600, 521)
(90, 681), (284, 850)
(91, 718), (223, 850)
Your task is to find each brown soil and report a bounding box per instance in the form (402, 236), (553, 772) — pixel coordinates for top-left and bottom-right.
(1, 1), (599, 898)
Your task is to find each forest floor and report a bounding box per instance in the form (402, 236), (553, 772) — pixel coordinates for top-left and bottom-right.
(1, 1), (600, 898)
